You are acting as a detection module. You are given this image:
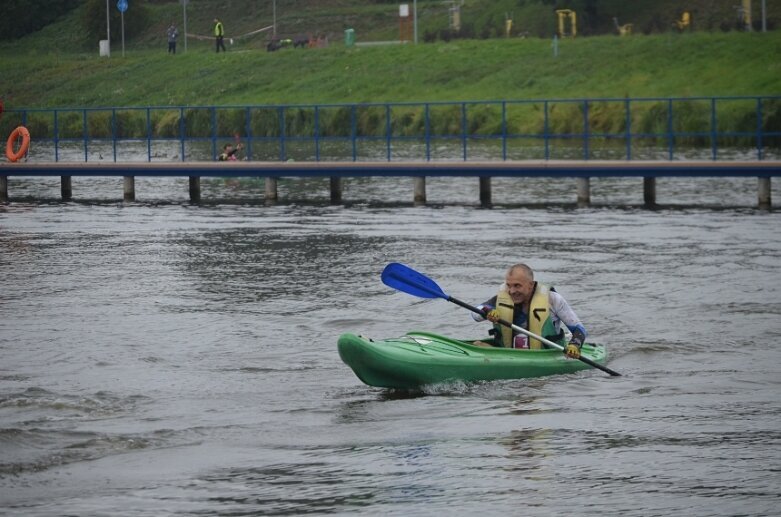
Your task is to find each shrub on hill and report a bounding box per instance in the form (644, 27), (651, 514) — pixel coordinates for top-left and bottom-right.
(0, 0), (80, 41)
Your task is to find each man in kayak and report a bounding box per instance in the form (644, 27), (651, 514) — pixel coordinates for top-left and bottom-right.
(472, 263), (587, 359)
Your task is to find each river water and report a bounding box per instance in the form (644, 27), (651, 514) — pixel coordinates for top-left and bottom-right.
(1, 175), (780, 516)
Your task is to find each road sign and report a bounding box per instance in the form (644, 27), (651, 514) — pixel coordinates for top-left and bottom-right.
(117, 0), (128, 13)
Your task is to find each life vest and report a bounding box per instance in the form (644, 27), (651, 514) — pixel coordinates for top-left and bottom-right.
(493, 282), (563, 349)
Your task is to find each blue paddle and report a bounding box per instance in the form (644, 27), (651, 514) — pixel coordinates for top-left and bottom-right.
(381, 262), (621, 377)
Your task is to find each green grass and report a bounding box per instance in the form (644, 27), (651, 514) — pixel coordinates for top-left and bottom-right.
(1, 2), (779, 142)
(2, 31), (780, 109)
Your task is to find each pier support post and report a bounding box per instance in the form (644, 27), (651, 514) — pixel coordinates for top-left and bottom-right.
(479, 177), (492, 207)
(414, 177), (426, 206)
(0, 176), (7, 203)
(61, 176), (72, 201)
(265, 177), (278, 205)
(330, 177), (342, 205)
(189, 177), (201, 203)
(123, 176), (135, 202)
(758, 177), (771, 210)
(576, 177), (590, 207)
(643, 177), (657, 207)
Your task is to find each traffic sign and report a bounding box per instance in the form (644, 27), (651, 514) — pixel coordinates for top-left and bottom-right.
(117, 0), (128, 13)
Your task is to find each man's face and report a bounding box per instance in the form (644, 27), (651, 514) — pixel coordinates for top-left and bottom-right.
(505, 269), (534, 305)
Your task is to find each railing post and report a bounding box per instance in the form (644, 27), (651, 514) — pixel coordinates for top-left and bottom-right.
(386, 104), (392, 161)
(146, 108), (152, 162)
(351, 104), (357, 161)
(544, 100), (550, 160)
(461, 102), (467, 161)
(245, 106), (252, 161)
(625, 98), (632, 160)
(667, 99), (674, 160)
(425, 103), (430, 161)
(211, 106), (218, 161)
(54, 109), (60, 162)
(83, 109), (88, 162)
(710, 98), (717, 160)
(501, 101), (507, 161)
(315, 105), (321, 162)
(180, 107), (186, 161)
(757, 98), (764, 160)
(278, 106), (286, 161)
(583, 100), (589, 160)
(112, 108), (117, 162)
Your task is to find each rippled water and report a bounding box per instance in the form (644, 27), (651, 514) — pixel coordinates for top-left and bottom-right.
(1, 176), (780, 516)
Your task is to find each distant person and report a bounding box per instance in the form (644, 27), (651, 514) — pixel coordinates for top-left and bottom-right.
(214, 18), (226, 52)
(166, 22), (178, 54)
(218, 143), (243, 161)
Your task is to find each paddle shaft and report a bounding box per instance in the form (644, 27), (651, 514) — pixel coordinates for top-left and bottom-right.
(448, 295), (622, 377)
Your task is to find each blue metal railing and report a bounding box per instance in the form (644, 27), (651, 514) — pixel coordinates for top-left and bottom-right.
(2, 96), (779, 163)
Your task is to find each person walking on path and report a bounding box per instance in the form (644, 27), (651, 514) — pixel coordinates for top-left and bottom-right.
(214, 18), (226, 52)
(166, 22), (178, 54)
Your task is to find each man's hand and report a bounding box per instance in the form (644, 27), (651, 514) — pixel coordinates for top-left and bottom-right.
(482, 307), (500, 323)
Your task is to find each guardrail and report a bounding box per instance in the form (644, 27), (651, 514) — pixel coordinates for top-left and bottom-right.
(2, 95), (780, 163)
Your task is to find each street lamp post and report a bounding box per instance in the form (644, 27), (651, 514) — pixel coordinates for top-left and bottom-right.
(413, 0), (418, 44)
(182, 0), (188, 52)
(106, 0), (111, 57)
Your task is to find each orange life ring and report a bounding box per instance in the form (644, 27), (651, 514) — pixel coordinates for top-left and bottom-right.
(6, 125), (30, 163)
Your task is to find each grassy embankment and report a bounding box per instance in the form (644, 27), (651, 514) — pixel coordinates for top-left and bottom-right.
(1, 9), (780, 144)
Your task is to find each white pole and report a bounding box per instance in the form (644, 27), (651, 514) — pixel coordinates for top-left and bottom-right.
(183, 0), (188, 52)
(106, 0), (111, 57)
(121, 11), (125, 56)
(413, 0), (418, 44)
(762, 0), (767, 32)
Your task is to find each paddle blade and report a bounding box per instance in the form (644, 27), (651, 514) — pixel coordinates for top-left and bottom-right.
(381, 263), (448, 300)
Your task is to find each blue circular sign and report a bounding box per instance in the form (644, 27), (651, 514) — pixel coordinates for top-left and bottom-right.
(117, 0), (128, 13)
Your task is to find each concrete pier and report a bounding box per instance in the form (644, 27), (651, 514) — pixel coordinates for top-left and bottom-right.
(123, 176), (135, 202)
(61, 176), (72, 201)
(479, 177), (491, 207)
(189, 177), (201, 203)
(265, 177), (278, 205)
(413, 177), (426, 206)
(330, 177), (342, 205)
(577, 177), (590, 207)
(644, 177), (657, 207)
(759, 177), (771, 210)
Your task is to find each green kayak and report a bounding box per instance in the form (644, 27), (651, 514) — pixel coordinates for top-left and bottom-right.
(337, 331), (609, 389)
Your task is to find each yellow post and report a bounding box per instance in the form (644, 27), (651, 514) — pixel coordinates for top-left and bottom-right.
(742, 0), (753, 30)
(555, 9), (577, 38)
